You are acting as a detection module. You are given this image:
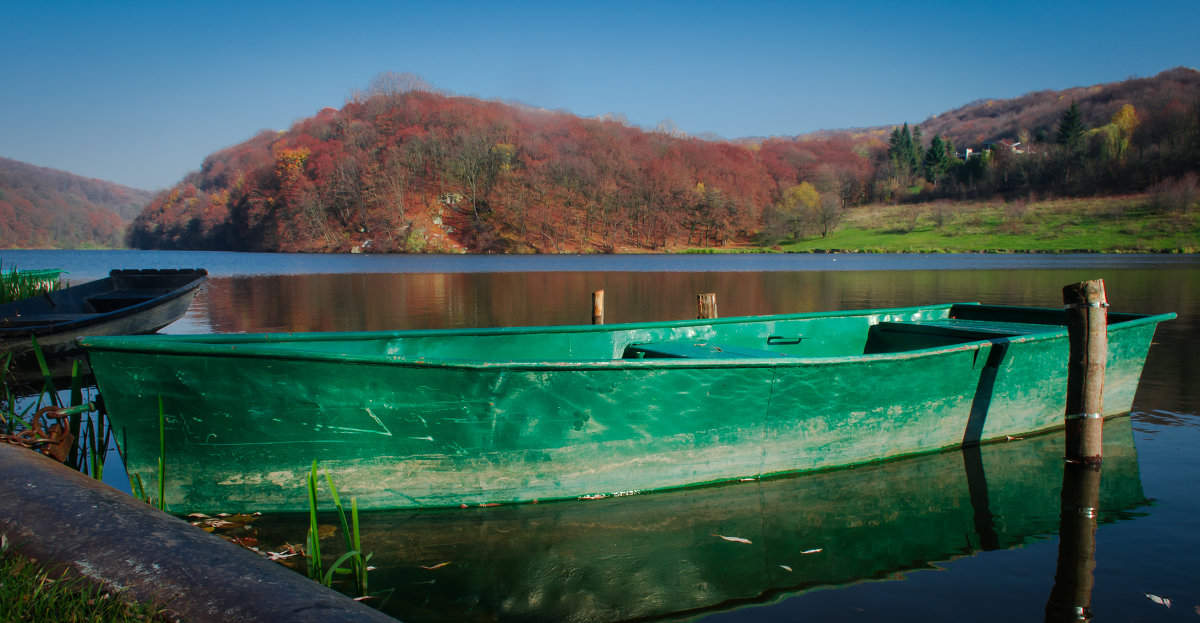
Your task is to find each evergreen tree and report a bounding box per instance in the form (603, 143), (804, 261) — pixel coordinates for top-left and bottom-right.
(887, 123), (923, 181)
(1056, 101), (1086, 149)
(923, 134), (955, 184)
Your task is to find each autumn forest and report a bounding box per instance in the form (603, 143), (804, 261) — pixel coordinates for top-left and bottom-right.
(10, 68), (1200, 252)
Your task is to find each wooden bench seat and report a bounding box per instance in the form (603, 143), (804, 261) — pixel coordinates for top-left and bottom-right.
(625, 342), (793, 359)
(878, 319), (1063, 338)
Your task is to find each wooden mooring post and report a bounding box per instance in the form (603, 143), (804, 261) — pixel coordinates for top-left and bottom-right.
(697, 293), (718, 320)
(592, 290), (605, 325)
(1062, 279), (1107, 465)
(1045, 280), (1108, 621)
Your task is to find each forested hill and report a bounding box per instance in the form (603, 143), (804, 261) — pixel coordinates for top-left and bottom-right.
(0, 158), (153, 248)
(128, 68), (1200, 253)
(918, 67), (1200, 152)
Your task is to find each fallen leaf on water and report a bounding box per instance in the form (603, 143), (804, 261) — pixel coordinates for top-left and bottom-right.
(779, 565), (793, 572)
(422, 562), (452, 570)
(713, 534), (752, 544)
(801, 548), (823, 555)
(1145, 593), (1171, 608)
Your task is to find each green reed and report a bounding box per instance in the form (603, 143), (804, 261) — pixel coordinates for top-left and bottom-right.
(305, 460), (372, 598)
(0, 264), (62, 305)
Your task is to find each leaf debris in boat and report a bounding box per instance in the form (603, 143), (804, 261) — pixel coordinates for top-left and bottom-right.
(421, 562), (452, 570)
(1145, 593), (1171, 608)
(801, 548), (823, 554)
(712, 534), (752, 544)
(779, 564), (793, 572)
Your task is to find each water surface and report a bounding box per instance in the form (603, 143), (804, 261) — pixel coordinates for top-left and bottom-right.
(4, 249), (1196, 621)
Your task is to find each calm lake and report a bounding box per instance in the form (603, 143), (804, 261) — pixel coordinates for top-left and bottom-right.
(4, 249), (1198, 622)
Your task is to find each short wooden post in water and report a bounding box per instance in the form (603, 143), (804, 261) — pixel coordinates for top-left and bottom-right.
(697, 293), (718, 320)
(592, 290), (605, 325)
(1062, 279), (1108, 465)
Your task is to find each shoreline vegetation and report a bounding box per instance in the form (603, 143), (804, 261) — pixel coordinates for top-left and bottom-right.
(683, 194), (1197, 255)
(771, 195), (1198, 255)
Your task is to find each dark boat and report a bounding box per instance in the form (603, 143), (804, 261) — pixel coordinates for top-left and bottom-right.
(0, 268), (208, 358)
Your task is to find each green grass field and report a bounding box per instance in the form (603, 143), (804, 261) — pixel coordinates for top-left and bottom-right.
(778, 196), (1198, 253)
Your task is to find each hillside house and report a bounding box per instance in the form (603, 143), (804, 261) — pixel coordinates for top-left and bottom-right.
(958, 139), (1027, 161)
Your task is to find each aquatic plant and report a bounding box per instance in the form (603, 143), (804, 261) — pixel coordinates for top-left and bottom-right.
(0, 264), (62, 305)
(306, 460), (373, 598)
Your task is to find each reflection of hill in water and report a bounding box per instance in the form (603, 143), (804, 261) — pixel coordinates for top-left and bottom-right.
(252, 417), (1145, 623)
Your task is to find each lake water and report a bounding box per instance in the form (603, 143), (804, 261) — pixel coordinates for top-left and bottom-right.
(4, 249), (1198, 622)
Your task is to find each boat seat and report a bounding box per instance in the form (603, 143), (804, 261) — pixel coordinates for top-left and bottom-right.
(878, 319), (1063, 338)
(625, 342), (793, 359)
(87, 292), (156, 313)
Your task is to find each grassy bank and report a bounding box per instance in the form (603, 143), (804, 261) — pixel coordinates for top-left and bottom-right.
(779, 195), (1198, 253)
(1, 544), (163, 622)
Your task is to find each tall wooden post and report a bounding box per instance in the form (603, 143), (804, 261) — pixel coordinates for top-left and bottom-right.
(1047, 280), (1108, 621)
(697, 293), (718, 320)
(592, 290), (605, 325)
(1062, 280), (1107, 465)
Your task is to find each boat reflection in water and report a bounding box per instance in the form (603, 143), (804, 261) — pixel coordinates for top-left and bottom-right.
(252, 417), (1145, 623)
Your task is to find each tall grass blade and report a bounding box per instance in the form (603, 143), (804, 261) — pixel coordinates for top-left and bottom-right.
(322, 467), (371, 596)
(156, 396), (166, 511)
(29, 337), (62, 408)
(67, 360), (84, 470)
(351, 497), (367, 596)
(306, 460), (322, 583)
(321, 550), (362, 587)
(132, 473), (147, 503)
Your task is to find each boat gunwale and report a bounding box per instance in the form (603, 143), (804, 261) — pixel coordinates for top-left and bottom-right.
(76, 303), (1176, 372)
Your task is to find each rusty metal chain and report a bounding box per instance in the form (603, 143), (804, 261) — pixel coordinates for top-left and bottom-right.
(0, 404), (90, 463)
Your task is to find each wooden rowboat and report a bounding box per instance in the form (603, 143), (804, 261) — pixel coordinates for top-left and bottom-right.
(0, 268), (208, 358)
(77, 302), (1172, 513)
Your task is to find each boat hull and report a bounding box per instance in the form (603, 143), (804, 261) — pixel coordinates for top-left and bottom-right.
(78, 303), (1171, 513)
(247, 417), (1147, 622)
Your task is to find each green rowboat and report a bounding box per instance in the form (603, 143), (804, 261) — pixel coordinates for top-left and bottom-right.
(77, 302), (1173, 513)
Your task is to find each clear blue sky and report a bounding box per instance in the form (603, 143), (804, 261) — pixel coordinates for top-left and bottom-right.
(3, 0), (1198, 190)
